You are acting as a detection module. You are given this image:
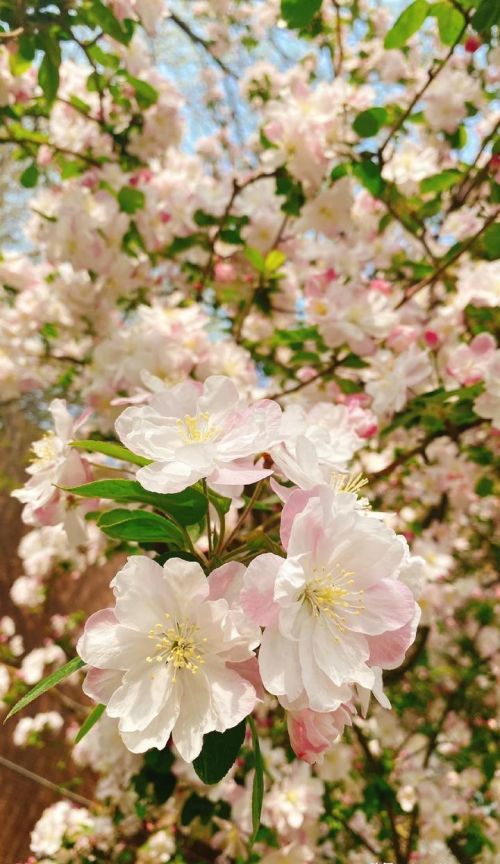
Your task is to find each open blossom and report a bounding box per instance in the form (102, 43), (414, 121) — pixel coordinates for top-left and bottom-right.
(242, 486), (421, 711)
(306, 278), (397, 355)
(271, 403), (362, 488)
(446, 333), (497, 385)
(115, 375), (282, 494)
(11, 398), (92, 543)
(263, 759), (324, 837)
(77, 555), (261, 761)
(365, 345), (433, 416)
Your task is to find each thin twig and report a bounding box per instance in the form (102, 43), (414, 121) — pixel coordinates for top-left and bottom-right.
(398, 209), (499, 307)
(379, 19), (468, 158)
(220, 479), (264, 554)
(0, 26), (24, 39)
(449, 120), (500, 210)
(168, 12), (236, 78)
(0, 134), (105, 168)
(0, 754), (100, 810)
(268, 359), (338, 401)
(332, 1), (344, 76)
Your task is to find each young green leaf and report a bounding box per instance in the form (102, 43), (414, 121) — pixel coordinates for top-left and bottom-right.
(88, 0), (134, 44)
(420, 169), (462, 193)
(432, 2), (465, 45)
(20, 163), (39, 188)
(353, 107), (387, 138)
(244, 246), (266, 273)
(281, 0), (322, 29)
(70, 439), (151, 467)
(118, 186), (145, 214)
(265, 249), (286, 272)
(96, 509), (185, 545)
(352, 160), (385, 197)
(5, 656), (85, 721)
(192, 720), (246, 784)
(65, 479), (207, 526)
(74, 703), (105, 744)
(126, 74), (159, 108)
(38, 52), (60, 103)
(471, 0), (500, 33)
(248, 716), (264, 848)
(384, 0), (430, 49)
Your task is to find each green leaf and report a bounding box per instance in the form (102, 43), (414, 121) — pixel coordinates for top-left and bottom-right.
(5, 656), (84, 721)
(8, 123), (48, 145)
(38, 51), (60, 103)
(275, 168), (306, 216)
(384, 0), (430, 49)
(74, 704), (105, 743)
(70, 439), (151, 467)
(86, 44), (120, 70)
(244, 246), (266, 273)
(192, 720), (246, 784)
(331, 162), (350, 182)
(88, 0), (134, 44)
(65, 479), (207, 526)
(193, 209), (219, 227)
(20, 163), (39, 188)
(340, 352), (369, 369)
(420, 169), (462, 193)
(265, 250), (286, 272)
(475, 476), (494, 497)
(353, 107), (387, 138)
(352, 160), (385, 197)
(432, 2), (465, 45)
(96, 509), (185, 545)
(483, 223), (500, 260)
(118, 186), (145, 214)
(281, 0), (322, 29)
(249, 716), (264, 848)
(126, 75), (159, 108)
(9, 51), (32, 76)
(472, 0), (500, 33)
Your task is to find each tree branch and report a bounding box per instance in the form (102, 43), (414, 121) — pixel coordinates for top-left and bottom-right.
(168, 12), (236, 78)
(379, 20), (468, 158)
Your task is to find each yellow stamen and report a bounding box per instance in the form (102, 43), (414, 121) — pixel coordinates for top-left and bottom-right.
(331, 472), (369, 496)
(146, 617), (205, 682)
(300, 564), (364, 634)
(177, 412), (219, 444)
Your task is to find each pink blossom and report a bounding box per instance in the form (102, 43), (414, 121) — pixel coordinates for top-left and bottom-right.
(116, 375), (282, 495)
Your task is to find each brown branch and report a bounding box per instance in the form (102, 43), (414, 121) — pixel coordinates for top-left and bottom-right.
(383, 194), (438, 264)
(397, 208), (500, 307)
(0, 134), (106, 167)
(200, 170), (278, 287)
(0, 26), (24, 39)
(352, 724), (404, 864)
(449, 120), (500, 211)
(268, 358), (338, 401)
(379, 19), (468, 158)
(168, 12), (236, 79)
(371, 419), (484, 480)
(0, 754), (101, 810)
(332, 1), (344, 76)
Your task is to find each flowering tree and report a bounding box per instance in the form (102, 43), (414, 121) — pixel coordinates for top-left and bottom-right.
(0, 0), (499, 862)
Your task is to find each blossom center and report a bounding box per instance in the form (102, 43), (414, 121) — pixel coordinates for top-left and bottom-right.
(177, 412), (219, 444)
(147, 615), (205, 680)
(300, 565), (364, 632)
(31, 432), (59, 467)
